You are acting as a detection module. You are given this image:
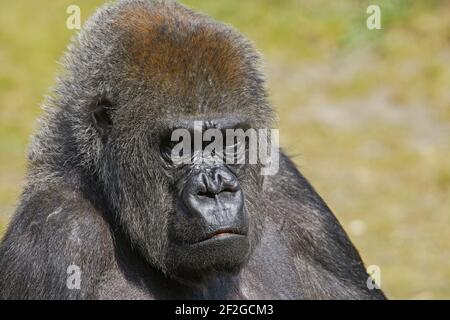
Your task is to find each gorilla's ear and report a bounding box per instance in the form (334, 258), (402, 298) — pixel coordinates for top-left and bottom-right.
(91, 98), (113, 140)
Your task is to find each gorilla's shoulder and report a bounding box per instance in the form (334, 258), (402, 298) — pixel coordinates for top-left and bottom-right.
(265, 151), (328, 208)
(0, 182), (114, 264)
(13, 183), (107, 233)
(0, 182), (116, 299)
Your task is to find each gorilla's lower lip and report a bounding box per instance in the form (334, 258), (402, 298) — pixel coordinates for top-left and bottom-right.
(195, 233), (245, 246)
(196, 229), (246, 244)
(211, 232), (234, 238)
(208, 228), (244, 239)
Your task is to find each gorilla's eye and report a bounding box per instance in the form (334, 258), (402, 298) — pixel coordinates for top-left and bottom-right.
(223, 136), (249, 164)
(91, 98), (113, 139)
(159, 136), (180, 163)
(160, 140), (176, 155)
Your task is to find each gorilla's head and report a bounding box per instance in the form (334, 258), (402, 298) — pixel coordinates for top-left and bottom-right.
(34, 0), (274, 284)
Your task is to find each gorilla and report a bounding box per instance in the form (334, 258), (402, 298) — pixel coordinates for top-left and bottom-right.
(0, 0), (386, 299)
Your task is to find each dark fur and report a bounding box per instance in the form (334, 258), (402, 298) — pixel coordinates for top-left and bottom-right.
(0, 0), (386, 299)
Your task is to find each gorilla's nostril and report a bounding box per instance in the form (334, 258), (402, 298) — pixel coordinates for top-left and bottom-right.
(201, 173), (209, 190)
(197, 181), (239, 197)
(197, 191), (216, 199)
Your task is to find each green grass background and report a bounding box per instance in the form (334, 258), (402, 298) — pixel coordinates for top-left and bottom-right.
(1, 0), (449, 299)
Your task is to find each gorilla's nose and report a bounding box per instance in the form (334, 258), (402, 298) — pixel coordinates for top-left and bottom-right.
(181, 167), (245, 229)
(196, 168), (240, 197)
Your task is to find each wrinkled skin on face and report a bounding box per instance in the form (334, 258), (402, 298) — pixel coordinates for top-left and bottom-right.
(98, 110), (268, 283)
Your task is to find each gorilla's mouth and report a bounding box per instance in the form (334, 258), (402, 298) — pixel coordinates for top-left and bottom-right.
(199, 228), (246, 243)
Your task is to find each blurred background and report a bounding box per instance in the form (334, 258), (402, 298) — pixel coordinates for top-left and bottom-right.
(0, 0), (449, 299)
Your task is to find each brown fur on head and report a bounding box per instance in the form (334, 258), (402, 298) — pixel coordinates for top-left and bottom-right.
(117, 2), (246, 89)
(85, 0), (272, 120)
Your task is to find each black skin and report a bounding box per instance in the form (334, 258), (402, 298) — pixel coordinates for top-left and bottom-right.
(0, 0), (386, 300)
(161, 119), (251, 282)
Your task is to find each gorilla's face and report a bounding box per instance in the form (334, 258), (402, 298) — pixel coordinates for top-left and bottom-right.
(94, 98), (267, 283)
(160, 120), (256, 281)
